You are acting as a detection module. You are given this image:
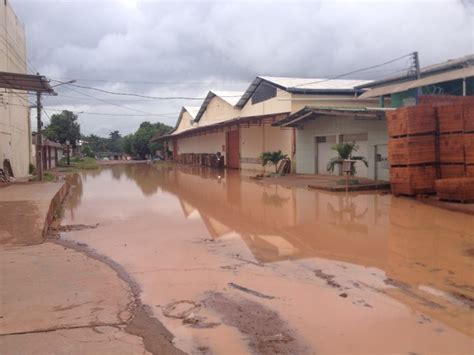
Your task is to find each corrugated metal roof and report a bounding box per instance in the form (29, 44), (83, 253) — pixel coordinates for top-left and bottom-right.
(357, 54), (474, 89)
(194, 90), (243, 122)
(183, 106), (200, 119)
(358, 66), (474, 99)
(210, 90), (243, 106)
(274, 106), (388, 127)
(260, 76), (372, 91)
(236, 76), (371, 108)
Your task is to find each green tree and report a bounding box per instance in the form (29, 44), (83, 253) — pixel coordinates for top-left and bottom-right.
(108, 130), (123, 153)
(82, 145), (95, 158)
(129, 121), (171, 159)
(260, 150), (288, 173)
(123, 134), (134, 155)
(327, 142), (368, 176)
(44, 110), (81, 147)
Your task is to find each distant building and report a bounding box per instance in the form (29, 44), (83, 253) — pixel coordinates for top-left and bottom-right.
(0, 0), (30, 178)
(154, 76), (377, 174)
(356, 54), (474, 107)
(31, 132), (63, 171)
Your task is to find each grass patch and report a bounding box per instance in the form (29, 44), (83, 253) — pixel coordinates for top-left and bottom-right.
(30, 171), (55, 182)
(58, 157), (99, 171)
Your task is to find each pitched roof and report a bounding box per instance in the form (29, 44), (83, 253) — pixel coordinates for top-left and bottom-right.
(166, 106), (200, 135)
(183, 106), (199, 119)
(236, 76), (371, 108)
(194, 90), (243, 122)
(356, 54), (474, 89)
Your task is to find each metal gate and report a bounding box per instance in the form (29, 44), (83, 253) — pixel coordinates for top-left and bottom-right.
(226, 129), (240, 169)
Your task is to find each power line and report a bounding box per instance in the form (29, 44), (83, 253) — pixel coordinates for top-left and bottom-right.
(58, 82), (172, 116)
(52, 77), (249, 86)
(44, 93), (168, 103)
(291, 53), (414, 88)
(52, 80), (240, 100)
(43, 107), (178, 118)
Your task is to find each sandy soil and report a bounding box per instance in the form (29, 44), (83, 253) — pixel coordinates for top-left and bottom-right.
(54, 163), (474, 354)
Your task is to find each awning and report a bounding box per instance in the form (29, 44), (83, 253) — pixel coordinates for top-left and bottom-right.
(150, 112), (290, 142)
(358, 66), (474, 99)
(274, 106), (388, 127)
(0, 71), (55, 93)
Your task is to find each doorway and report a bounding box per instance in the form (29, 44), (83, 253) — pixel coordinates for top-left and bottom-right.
(226, 129), (240, 169)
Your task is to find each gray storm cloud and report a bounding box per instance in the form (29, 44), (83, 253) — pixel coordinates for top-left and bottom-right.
(11, 0), (474, 136)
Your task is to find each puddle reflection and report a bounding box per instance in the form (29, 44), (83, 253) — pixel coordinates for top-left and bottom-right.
(64, 163), (474, 336)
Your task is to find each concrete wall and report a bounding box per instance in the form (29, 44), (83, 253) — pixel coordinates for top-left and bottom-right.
(240, 88), (292, 117)
(177, 131), (226, 159)
(295, 115), (388, 179)
(174, 110), (195, 134)
(240, 124), (293, 173)
(198, 96), (240, 125)
(0, 1), (29, 178)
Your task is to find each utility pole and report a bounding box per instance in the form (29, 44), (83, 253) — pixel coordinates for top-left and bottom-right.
(36, 89), (43, 181)
(412, 51), (422, 103)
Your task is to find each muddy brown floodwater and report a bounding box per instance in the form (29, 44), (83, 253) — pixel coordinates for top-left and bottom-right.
(59, 163), (474, 354)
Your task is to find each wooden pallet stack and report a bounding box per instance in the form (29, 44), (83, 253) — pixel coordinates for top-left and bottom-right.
(388, 96), (474, 199)
(388, 105), (437, 195)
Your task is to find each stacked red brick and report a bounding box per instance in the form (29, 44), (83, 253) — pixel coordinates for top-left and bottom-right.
(388, 96), (474, 200)
(388, 105), (437, 195)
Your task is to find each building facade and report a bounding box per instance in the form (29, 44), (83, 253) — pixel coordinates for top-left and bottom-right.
(0, 0), (30, 178)
(156, 76), (379, 175)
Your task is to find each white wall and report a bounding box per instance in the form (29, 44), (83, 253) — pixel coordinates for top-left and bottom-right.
(240, 88), (292, 118)
(177, 132), (226, 160)
(0, 2), (29, 178)
(240, 124), (293, 173)
(296, 116), (388, 179)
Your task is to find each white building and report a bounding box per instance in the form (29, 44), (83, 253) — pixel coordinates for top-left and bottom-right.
(0, 1), (30, 178)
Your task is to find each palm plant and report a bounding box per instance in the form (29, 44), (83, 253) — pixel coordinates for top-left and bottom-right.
(260, 150), (288, 173)
(326, 142), (368, 176)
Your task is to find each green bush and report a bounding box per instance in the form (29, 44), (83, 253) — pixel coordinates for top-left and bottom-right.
(260, 151), (288, 173)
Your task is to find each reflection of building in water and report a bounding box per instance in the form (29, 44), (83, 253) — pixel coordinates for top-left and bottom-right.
(155, 164), (474, 336)
(156, 164), (390, 266)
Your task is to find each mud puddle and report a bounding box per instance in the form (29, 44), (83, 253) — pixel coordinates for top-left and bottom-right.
(57, 163), (474, 354)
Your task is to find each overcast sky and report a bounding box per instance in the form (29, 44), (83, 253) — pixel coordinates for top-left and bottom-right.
(11, 0), (474, 136)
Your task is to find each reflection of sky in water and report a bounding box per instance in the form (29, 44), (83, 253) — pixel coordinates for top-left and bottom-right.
(63, 164), (474, 304)
(61, 163), (474, 339)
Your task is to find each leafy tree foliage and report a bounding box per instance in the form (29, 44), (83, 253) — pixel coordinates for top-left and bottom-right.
(327, 142), (368, 176)
(260, 150), (288, 173)
(123, 121), (171, 159)
(44, 110), (81, 147)
(81, 121), (171, 159)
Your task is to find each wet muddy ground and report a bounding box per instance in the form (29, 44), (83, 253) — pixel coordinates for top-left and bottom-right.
(58, 163), (474, 354)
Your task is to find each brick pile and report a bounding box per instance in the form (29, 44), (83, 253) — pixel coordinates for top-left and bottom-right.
(388, 96), (474, 197)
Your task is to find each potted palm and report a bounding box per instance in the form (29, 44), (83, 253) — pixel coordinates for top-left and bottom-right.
(327, 142), (368, 184)
(260, 151), (288, 175)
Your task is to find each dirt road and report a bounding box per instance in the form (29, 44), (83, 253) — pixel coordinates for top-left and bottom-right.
(56, 163), (474, 354)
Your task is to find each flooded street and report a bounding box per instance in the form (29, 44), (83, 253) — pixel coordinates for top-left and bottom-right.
(59, 163), (474, 354)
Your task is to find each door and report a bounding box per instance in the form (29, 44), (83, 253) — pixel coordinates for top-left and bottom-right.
(226, 129), (240, 169)
(172, 139), (178, 161)
(375, 144), (389, 181)
(315, 135), (336, 174)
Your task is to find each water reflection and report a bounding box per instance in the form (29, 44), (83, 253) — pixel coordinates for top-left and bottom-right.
(66, 163), (474, 335)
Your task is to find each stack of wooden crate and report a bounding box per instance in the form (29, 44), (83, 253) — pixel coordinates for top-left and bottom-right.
(388, 96), (474, 198)
(388, 105), (437, 195)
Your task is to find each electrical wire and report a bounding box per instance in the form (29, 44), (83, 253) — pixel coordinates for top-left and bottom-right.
(57, 82), (171, 116)
(290, 53), (414, 88)
(43, 107), (178, 118)
(51, 80), (240, 100)
(52, 77), (249, 86)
